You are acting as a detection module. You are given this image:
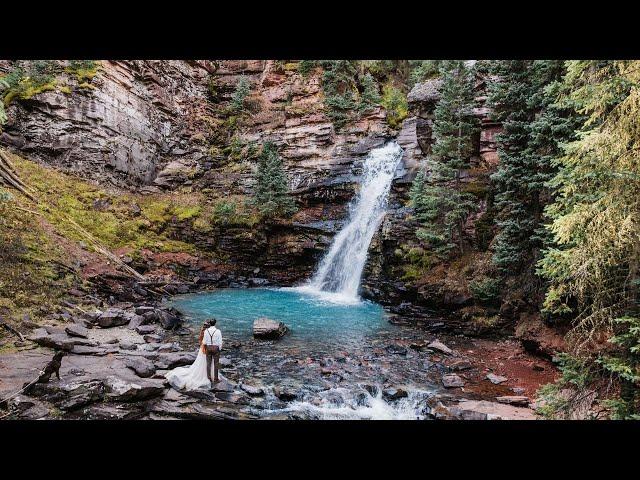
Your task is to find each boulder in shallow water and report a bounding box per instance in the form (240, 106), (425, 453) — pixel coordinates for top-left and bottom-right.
(240, 384), (264, 396)
(253, 317), (288, 340)
(383, 388), (408, 400)
(273, 383), (300, 402)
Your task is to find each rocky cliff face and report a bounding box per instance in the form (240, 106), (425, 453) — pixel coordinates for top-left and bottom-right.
(0, 60), (397, 286)
(362, 75), (502, 322)
(1, 60), (504, 301)
(1, 61), (216, 186)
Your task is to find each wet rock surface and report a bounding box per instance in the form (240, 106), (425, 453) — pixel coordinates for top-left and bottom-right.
(253, 318), (288, 340)
(0, 298), (550, 420)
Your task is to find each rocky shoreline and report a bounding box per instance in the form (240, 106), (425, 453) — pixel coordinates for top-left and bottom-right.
(0, 287), (552, 420)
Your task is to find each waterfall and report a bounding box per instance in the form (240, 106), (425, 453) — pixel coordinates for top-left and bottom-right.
(299, 142), (404, 304)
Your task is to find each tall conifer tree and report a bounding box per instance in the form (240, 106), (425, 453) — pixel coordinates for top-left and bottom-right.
(484, 60), (577, 274)
(252, 142), (296, 218)
(410, 60), (479, 257)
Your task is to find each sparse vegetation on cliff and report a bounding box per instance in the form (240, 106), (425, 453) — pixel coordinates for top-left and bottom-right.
(409, 60), (479, 257)
(251, 142), (296, 218)
(230, 76), (251, 112)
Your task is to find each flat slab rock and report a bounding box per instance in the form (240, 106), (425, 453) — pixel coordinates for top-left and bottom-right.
(240, 384), (264, 396)
(124, 357), (157, 378)
(450, 400), (536, 420)
(442, 374), (465, 388)
(496, 395), (530, 407)
(486, 373), (508, 384)
(253, 318), (288, 340)
(427, 340), (454, 356)
(65, 324), (89, 338)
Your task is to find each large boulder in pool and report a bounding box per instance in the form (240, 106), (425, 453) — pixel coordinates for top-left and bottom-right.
(253, 318), (288, 340)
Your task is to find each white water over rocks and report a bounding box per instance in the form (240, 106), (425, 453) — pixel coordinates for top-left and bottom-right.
(265, 385), (431, 420)
(298, 142), (404, 304)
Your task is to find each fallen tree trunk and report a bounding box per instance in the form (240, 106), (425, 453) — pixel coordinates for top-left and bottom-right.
(0, 316), (25, 342)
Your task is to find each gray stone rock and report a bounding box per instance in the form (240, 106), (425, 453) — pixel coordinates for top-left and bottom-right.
(450, 400), (536, 420)
(29, 331), (76, 351)
(157, 308), (182, 329)
(253, 317), (288, 340)
(144, 334), (164, 344)
(496, 395), (530, 407)
(135, 325), (156, 335)
(119, 342), (138, 351)
(127, 314), (146, 330)
(427, 340), (454, 356)
(442, 374), (465, 388)
(486, 373), (508, 385)
(57, 380), (105, 410)
(135, 305), (156, 315)
(240, 384), (264, 396)
(385, 344), (408, 356)
(97, 308), (129, 328)
(103, 376), (165, 402)
(70, 345), (111, 356)
(124, 357), (157, 378)
(408, 78), (442, 105)
(211, 379), (235, 393)
(155, 351), (197, 369)
(156, 342), (182, 353)
(215, 391), (250, 404)
(448, 359), (472, 371)
(65, 324), (89, 338)
(382, 388), (408, 400)
(219, 357), (233, 368)
(273, 383), (300, 402)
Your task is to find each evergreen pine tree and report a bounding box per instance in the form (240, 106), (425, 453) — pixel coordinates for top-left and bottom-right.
(358, 72), (380, 113)
(410, 60), (479, 257)
(485, 60), (578, 274)
(230, 76), (251, 112)
(252, 141), (296, 218)
(537, 60), (640, 418)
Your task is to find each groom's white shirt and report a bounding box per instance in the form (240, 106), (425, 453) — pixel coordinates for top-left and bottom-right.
(203, 326), (222, 349)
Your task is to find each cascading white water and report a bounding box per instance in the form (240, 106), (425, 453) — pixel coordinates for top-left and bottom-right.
(299, 142), (404, 304)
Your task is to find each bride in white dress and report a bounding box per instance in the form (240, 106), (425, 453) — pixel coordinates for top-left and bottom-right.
(165, 321), (224, 390)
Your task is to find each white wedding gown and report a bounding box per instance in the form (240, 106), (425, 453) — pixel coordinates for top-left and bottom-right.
(165, 348), (225, 391)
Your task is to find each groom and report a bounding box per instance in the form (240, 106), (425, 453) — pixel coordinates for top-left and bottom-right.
(203, 318), (222, 384)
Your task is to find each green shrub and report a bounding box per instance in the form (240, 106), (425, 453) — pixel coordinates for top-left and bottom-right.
(537, 353), (596, 419)
(0, 188), (12, 202)
(597, 316), (640, 419)
(66, 60), (98, 83)
(213, 200), (237, 225)
(358, 73), (380, 113)
(469, 277), (501, 302)
(409, 60), (442, 86)
(298, 60), (318, 77)
(381, 84), (408, 129)
(251, 142), (296, 218)
(1, 61), (60, 105)
(230, 76), (251, 112)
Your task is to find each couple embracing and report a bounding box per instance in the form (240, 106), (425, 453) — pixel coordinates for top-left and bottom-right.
(165, 318), (223, 390)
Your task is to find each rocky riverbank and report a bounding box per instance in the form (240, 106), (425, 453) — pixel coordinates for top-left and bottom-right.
(0, 291), (554, 420)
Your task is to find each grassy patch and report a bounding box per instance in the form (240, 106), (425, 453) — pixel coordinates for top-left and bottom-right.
(0, 198), (75, 319)
(10, 154), (207, 255)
